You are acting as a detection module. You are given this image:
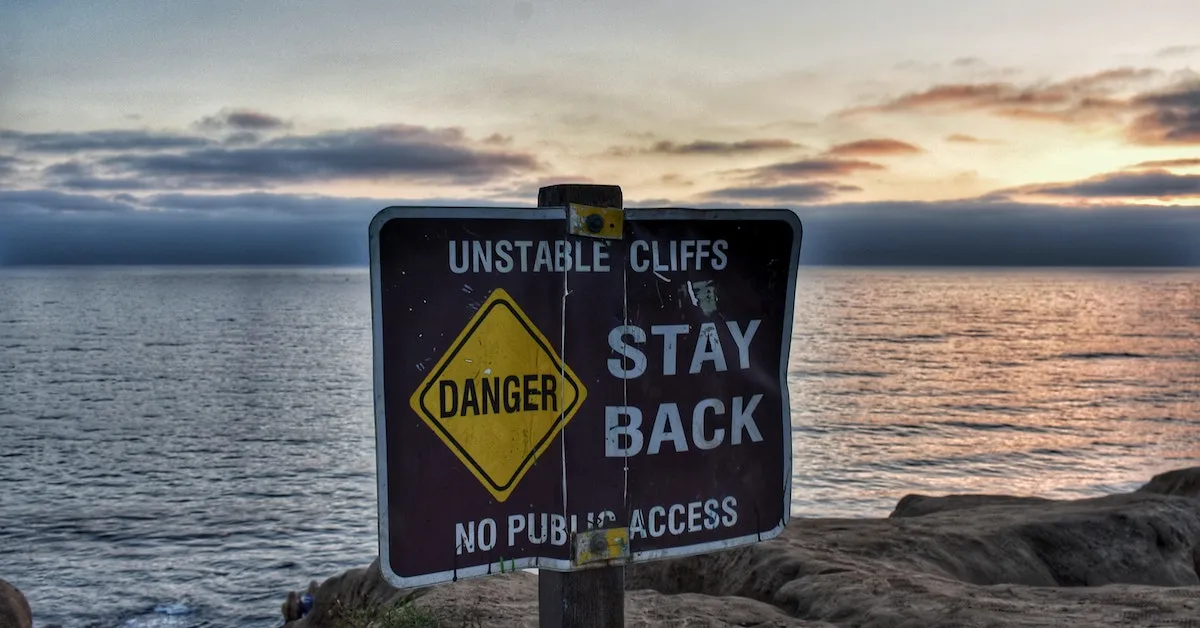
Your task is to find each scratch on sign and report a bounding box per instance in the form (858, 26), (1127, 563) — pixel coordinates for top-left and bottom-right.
(684, 280), (719, 315)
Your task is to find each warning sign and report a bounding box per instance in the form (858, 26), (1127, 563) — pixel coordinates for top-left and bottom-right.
(409, 287), (586, 503)
(369, 204), (802, 589)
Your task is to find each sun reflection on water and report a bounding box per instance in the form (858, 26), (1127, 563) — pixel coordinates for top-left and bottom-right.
(787, 268), (1200, 518)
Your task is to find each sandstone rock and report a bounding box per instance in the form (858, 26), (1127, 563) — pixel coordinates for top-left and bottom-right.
(0, 579), (32, 628)
(1138, 466), (1200, 499)
(282, 467), (1200, 627)
(416, 571), (834, 627)
(889, 493), (1053, 518)
(627, 491), (1200, 626)
(286, 569), (827, 628)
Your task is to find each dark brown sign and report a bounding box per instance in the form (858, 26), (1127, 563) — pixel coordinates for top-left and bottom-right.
(369, 206), (802, 587)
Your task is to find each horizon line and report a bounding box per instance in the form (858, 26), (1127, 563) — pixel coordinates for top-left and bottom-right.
(2, 262), (1198, 271)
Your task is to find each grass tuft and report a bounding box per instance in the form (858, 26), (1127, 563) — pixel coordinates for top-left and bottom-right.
(329, 598), (441, 628)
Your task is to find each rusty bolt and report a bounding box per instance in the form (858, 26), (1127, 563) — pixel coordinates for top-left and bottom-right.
(585, 213), (604, 233)
(589, 532), (608, 554)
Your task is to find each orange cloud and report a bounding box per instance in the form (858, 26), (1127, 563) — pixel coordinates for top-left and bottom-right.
(1127, 158), (1200, 169)
(839, 67), (1159, 125)
(608, 138), (802, 157)
(840, 68), (1200, 148)
(825, 139), (923, 156)
(945, 134), (1000, 144)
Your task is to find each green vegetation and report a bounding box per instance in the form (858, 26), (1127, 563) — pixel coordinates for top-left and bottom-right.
(329, 599), (441, 628)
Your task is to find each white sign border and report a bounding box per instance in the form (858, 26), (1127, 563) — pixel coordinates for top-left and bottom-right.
(368, 205), (803, 589)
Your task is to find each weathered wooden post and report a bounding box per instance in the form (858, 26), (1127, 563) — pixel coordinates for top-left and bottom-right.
(536, 183), (626, 628)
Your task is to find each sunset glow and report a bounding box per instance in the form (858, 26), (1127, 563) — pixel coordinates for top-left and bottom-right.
(2, 1), (1199, 266)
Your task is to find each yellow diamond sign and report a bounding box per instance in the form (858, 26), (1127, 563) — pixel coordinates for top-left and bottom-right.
(409, 288), (586, 503)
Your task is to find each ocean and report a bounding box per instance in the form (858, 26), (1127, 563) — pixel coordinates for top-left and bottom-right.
(1, 267), (1197, 627)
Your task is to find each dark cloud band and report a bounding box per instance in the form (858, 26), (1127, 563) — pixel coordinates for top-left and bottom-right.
(16, 123), (541, 188)
(2, 192), (1197, 267)
(0, 129), (213, 153)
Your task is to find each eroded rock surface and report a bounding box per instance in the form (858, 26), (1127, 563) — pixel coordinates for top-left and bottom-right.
(282, 467), (1200, 627)
(0, 579), (32, 628)
(1139, 466), (1200, 499)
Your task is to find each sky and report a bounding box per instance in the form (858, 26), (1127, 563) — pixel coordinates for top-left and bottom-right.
(2, 0), (1200, 266)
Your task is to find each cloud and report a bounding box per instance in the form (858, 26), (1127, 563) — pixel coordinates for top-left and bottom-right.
(995, 100), (1128, 122)
(0, 155), (26, 179)
(0, 190), (513, 266)
(840, 68), (1200, 145)
(626, 197), (678, 208)
(1157, 45), (1199, 58)
(41, 160), (174, 191)
(825, 139), (923, 156)
(893, 60), (941, 73)
(1056, 68), (1164, 90)
(951, 57), (985, 68)
(44, 161), (89, 177)
(654, 138), (801, 155)
(610, 138), (801, 157)
(945, 134), (999, 144)
(701, 182), (860, 203)
(53, 176), (156, 191)
(7, 122), (541, 191)
(747, 158), (885, 181)
(142, 191), (388, 217)
(839, 67), (1160, 123)
(95, 124), (541, 186)
(196, 108), (289, 131)
(483, 133), (514, 146)
(1021, 170), (1200, 198)
(223, 131), (262, 146)
(486, 175), (596, 200)
(0, 129), (213, 153)
(849, 82), (1012, 112)
(756, 120), (819, 132)
(660, 173), (693, 186)
(1127, 81), (1200, 145)
(0, 189), (137, 214)
(792, 200), (1200, 267)
(1127, 158), (1200, 169)
(712, 157), (883, 203)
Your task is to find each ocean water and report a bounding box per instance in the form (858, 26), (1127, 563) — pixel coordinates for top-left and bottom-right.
(1, 266), (1197, 627)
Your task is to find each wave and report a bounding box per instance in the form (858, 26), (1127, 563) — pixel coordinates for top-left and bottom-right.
(791, 369), (890, 379)
(120, 603), (194, 627)
(859, 334), (947, 344)
(933, 419), (1052, 434)
(1053, 351), (1152, 360)
(937, 402), (1029, 415)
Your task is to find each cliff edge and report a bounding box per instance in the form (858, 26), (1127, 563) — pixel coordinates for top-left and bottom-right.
(281, 467), (1200, 627)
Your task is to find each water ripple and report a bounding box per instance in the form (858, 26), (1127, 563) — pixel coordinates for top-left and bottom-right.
(2, 267), (1198, 627)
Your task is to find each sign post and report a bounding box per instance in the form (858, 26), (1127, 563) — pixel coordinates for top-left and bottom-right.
(535, 185), (626, 628)
(368, 184), (802, 626)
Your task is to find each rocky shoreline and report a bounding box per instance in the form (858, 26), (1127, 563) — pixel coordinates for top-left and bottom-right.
(3, 469), (1196, 627)
(280, 467), (1200, 627)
